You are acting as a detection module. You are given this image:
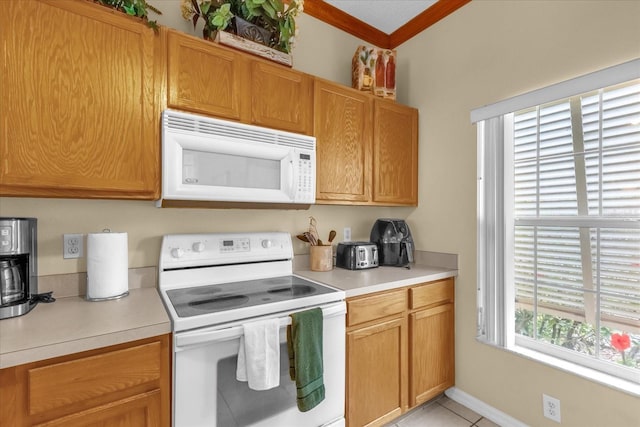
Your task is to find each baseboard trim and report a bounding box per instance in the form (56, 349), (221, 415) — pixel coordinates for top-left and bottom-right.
(445, 387), (528, 427)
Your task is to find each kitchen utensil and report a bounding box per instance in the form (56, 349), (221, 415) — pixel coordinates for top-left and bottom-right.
(308, 216), (319, 243)
(303, 231), (318, 246)
(296, 234), (309, 243)
(328, 230), (336, 243)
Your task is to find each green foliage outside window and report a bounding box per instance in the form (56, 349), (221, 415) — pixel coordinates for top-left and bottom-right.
(515, 309), (639, 369)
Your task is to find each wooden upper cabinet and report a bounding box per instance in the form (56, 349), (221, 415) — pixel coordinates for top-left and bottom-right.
(0, 0), (160, 199)
(314, 80), (372, 203)
(166, 30), (248, 121)
(250, 61), (313, 135)
(314, 80), (418, 206)
(373, 100), (418, 206)
(166, 30), (313, 135)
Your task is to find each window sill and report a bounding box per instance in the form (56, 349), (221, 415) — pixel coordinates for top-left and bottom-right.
(477, 338), (640, 397)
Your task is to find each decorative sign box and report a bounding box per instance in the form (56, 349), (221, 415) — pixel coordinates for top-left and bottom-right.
(351, 46), (396, 100)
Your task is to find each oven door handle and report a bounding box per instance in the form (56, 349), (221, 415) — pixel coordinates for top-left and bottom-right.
(176, 317), (291, 350)
(174, 301), (346, 351)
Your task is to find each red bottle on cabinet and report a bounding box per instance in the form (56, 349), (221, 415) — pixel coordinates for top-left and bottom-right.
(385, 53), (396, 96)
(374, 51), (386, 97)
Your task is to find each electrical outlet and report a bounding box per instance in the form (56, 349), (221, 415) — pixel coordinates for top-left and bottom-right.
(63, 234), (84, 259)
(542, 394), (561, 423)
(343, 227), (351, 242)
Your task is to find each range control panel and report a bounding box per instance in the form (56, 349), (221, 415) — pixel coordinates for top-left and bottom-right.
(160, 232), (293, 270)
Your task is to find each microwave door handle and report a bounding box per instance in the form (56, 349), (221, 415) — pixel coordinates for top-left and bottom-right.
(288, 159), (295, 197)
(175, 316), (293, 351)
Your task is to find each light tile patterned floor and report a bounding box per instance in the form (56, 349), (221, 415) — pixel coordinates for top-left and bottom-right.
(384, 395), (501, 427)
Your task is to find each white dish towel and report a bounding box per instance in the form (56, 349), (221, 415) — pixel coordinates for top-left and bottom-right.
(236, 318), (281, 390)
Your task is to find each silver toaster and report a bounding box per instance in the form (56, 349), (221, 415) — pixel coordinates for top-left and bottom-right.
(335, 242), (379, 270)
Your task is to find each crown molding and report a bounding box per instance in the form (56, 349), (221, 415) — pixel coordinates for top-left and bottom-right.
(390, 0), (471, 47)
(303, 0), (391, 48)
(303, 0), (471, 49)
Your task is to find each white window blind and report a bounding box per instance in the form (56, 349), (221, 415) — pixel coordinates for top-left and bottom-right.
(475, 59), (640, 385)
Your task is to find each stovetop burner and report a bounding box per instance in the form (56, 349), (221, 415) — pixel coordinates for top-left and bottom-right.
(267, 284), (316, 296)
(188, 294), (250, 310)
(166, 275), (335, 318)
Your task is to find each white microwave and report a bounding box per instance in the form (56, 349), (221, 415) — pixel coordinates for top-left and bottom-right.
(157, 110), (316, 208)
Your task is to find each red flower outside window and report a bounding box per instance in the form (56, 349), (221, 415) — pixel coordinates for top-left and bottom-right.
(611, 333), (631, 352)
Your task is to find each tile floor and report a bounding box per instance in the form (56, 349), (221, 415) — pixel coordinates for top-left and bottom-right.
(384, 395), (501, 427)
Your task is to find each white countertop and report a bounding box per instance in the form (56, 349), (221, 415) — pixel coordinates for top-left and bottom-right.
(295, 264), (458, 298)
(0, 287), (171, 369)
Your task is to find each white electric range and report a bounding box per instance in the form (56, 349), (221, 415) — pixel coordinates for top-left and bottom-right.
(158, 232), (346, 427)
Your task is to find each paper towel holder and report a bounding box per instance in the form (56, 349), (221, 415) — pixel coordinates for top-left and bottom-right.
(86, 229), (129, 302)
(86, 290), (129, 302)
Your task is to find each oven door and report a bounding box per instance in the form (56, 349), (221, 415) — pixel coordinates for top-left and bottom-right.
(173, 301), (346, 427)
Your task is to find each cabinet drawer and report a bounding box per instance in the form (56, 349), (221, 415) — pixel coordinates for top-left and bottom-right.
(347, 288), (407, 326)
(28, 341), (162, 415)
(409, 278), (454, 310)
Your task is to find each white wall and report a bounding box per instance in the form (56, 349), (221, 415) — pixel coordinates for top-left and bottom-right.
(400, 0), (640, 425)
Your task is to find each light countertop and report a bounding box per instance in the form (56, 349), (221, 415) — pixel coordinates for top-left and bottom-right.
(0, 287), (171, 369)
(0, 253), (456, 369)
(296, 264), (457, 297)
(294, 250), (458, 297)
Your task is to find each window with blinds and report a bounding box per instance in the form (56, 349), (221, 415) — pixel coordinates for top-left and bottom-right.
(511, 81), (640, 375)
(474, 60), (640, 389)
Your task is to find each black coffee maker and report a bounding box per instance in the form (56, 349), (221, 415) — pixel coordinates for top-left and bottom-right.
(0, 217), (38, 319)
(370, 219), (414, 267)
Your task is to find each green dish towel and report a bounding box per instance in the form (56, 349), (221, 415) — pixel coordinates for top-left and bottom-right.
(287, 307), (325, 412)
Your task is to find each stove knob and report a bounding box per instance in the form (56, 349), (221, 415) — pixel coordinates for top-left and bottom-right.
(171, 248), (184, 259)
(192, 242), (205, 252)
(261, 239), (272, 249)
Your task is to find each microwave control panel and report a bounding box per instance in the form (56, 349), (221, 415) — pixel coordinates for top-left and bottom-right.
(296, 153), (315, 202)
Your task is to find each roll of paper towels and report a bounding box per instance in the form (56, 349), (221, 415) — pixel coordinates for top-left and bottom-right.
(86, 231), (129, 301)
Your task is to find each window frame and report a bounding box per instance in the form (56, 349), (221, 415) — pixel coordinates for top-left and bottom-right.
(473, 59), (640, 395)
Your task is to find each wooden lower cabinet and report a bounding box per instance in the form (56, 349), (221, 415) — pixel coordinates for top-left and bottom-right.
(410, 303), (455, 405)
(32, 391), (161, 427)
(0, 334), (170, 427)
(346, 278), (455, 427)
(347, 316), (407, 427)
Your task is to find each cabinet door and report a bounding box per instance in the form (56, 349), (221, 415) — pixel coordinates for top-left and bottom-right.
(347, 317), (407, 427)
(0, 0), (159, 199)
(250, 61), (313, 134)
(0, 335), (170, 427)
(167, 30), (248, 120)
(410, 303), (455, 406)
(372, 100), (418, 205)
(314, 80), (372, 204)
(33, 391), (161, 427)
